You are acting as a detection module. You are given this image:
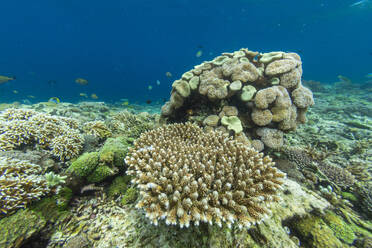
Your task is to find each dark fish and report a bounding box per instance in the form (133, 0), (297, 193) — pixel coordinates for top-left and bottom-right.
(48, 80), (57, 86)
(146, 100), (152, 104)
(198, 45), (203, 49)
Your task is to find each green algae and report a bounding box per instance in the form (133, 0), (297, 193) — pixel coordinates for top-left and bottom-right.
(107, 175), (132, 198)
(323, 211), (356, 245)
(0, 197), (71, 248)
(68, 152), (99, 177)
(292, 215), (345, 248)
(121, 187), (138, 205)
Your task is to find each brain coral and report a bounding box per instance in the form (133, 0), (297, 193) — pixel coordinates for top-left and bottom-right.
(125, 123), (285, 228)
(160, 49), (314, 150)
(0, 108), (83, 161)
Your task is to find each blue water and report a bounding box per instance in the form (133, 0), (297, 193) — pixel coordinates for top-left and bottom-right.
(0, 0), (371, 103)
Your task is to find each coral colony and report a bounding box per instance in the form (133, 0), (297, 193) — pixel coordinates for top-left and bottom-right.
(161, 49), (314, 150)
(126, 123), (285, 228)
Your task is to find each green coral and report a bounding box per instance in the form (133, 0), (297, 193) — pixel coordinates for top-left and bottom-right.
(341, 192), (358, 202)
(120, 187), (138, 205)
(44, 171), (67, 187)
(221, 116), (243, 134)
(323, 211), (356, 245)
(67, 137), (130, 183)
(107, 175), (132, 198)
(292, 215), (345, 248)
(0, 197), (71, 248)
(68, 152), (99, 177)
(99, 137), (129, 166)
(86, 165), (115, 183)
(55, 187), (73, 210)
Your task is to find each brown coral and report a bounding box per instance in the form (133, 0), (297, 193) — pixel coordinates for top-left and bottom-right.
(160, 48), (314, 149)
(126, 123), (285, 228)
(0, 109), (83, 161)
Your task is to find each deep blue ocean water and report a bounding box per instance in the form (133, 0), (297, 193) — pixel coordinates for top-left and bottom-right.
(0, 0), (371, 104)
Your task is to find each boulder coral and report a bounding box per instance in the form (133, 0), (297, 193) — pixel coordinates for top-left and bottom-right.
(126, 123), (285, 228)
(160, 49), (314, 149)
(68, 137), (129, 183)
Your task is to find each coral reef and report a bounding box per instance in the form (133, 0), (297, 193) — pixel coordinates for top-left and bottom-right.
(126, 122), (285, 228)
(318, 163), (356, 189)
(108, 110), (159, 139)
(0, 157), (50, 216)
(161, 49), (314, 149)
(0, 108), (83, 161)
(83, 120), (112, 140)
(68, 137), (129, 183)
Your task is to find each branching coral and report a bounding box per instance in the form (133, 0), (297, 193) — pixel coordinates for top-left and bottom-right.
(126, 123), (285, 228)
(0, 157), (50, 216)
(0, 109), (83, 161)
(83, 120), (112, 140)
(108, 110), (158, 139)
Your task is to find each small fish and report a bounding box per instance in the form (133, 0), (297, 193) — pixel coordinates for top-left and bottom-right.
(196, 50), (203, 58)
(27, 95), (36, 99)
(12, 90), (18, 94)
(75, 78), (89, 85)
(91, 93), (98, 99)
(165, 72), (172, 78)
(122, 101), (129, 106)
(148, 85), (153, 90)
(146, 100), (152, 104)
(48, 80), (57, 86)
(350, 0), (368, 7)
(366, 73), (372, 78)
(156, 80), (161, 86)
(79, 93), (88, 98)
(48, 97), (60, 104)
(0, 75), (16, 84)
(337, 75), (351, 84)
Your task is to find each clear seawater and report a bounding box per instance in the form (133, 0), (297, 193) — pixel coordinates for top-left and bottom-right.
(0, 0), (371, 104)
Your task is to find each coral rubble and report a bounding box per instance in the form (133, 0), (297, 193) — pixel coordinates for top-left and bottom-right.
(161, 49), (314, 149)
(126, 122), (285, 228)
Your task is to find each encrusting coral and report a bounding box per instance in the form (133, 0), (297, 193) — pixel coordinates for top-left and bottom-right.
(0, 108), (83, 161)
(161, 49), (314, 149)
(126, 122), (285, 228)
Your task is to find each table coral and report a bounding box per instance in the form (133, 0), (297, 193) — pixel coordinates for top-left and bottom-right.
(160, 48), (314, 150)
(126, 122), (285, 228)
(0, 108), (83, 161)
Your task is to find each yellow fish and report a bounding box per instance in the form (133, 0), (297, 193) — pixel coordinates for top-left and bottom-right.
(196, 50), (203, 58)
(12, 90), (18, 94)
(75, 78), (89, 85)
(79, 93), (88, 98)
(0, 75), (16, 84)
(91, 93), (98, 99)
(48, 97), (60, 104)
(122, 101), (129, 106)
